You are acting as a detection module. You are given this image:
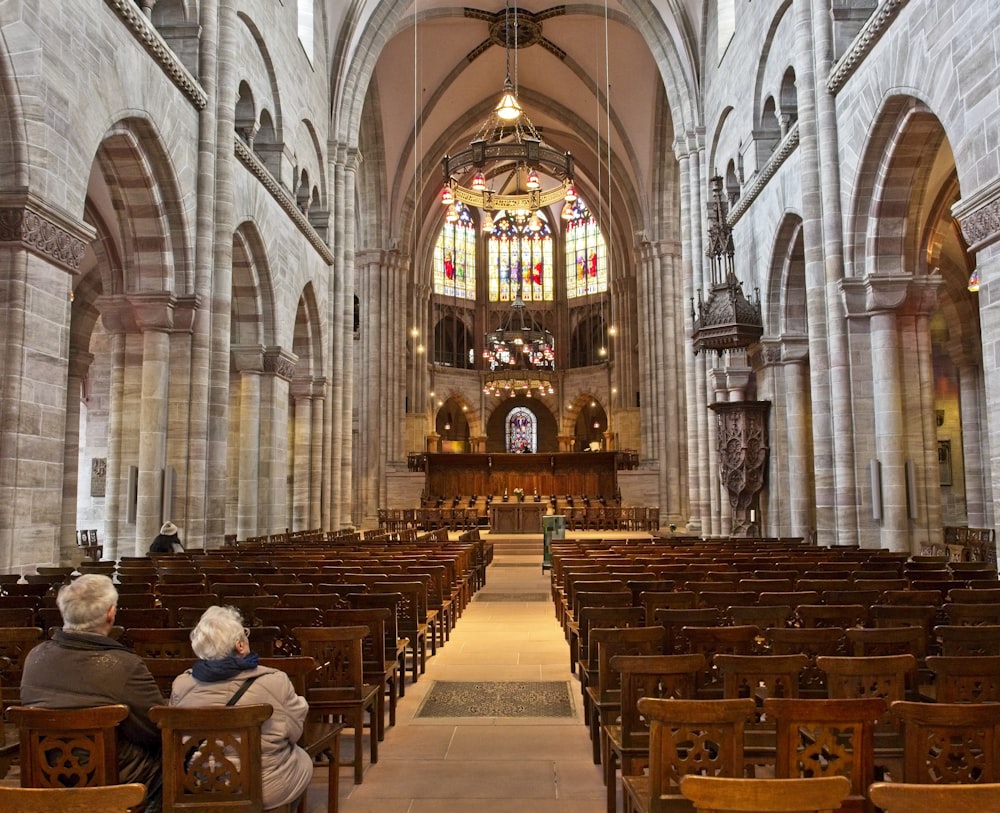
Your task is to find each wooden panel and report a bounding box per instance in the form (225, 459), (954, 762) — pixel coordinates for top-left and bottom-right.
(424, 453), (618, 501)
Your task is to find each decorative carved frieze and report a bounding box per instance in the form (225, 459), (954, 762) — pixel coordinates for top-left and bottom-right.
(953, 177), (1000, 253)
(263, 347), (298, 381)
(104, 0), (207, 109)
(234, 139), (335, 264)
(0, 196), (93, 274)
(827, 0), (910, 94)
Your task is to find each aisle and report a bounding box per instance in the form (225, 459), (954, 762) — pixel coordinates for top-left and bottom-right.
(329, 551), (606, 813)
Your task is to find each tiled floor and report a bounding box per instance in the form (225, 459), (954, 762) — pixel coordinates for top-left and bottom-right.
(319, 551), (607, 813)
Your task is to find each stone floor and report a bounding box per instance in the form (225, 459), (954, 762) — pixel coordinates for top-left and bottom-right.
(316, 549), (608, 813)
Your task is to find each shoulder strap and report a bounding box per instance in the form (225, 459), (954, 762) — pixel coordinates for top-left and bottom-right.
(226, 675), (261, 706)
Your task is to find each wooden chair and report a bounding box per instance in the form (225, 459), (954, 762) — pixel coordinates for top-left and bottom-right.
(679, 775), (851, 813)
(924, 654), (1000, 702)
(621, 696), (755, 813)
(258, 657), (344, 813)
(682, 625), (760, 697)
(369, 581), (428, 683)
(254, 606), (323, 656)
(126, 627), (195, 658)
(764, 697), (887, 813)
(325, 607), (400, 732)
(934, 624), (1000, 655)
(714, 653), (809, 773)
(577, 606), (646, 690)
(869, 781), (1000, 813)
(604, 653), (706, 813)
(0, 783), (146, 813)
(347, 592), (409, 697)
(293, 625), (380, 784)
(727, 605), (793, 633)
(6, 704), (128, 787)
(639, 591), (697, 623)
(155, 593), (218, 627)
(149, 702), (291, 813)
(890, 699), (1000, 784)
(114, 607), (169, 630)
(142, 656), (197, 695)
(654, 607), (721, 655)
(942, 602), (1000, 625)
(583, 625), (665, 764)
(845, 626), (926, 659)
(797, 604), (868, 629)
(0, 626), (44, 704)
(816, 654), (916, 704)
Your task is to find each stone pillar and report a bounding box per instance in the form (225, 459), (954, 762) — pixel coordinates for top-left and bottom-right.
(130, 294), (175, 551)
(231, 345), (264, 542)
(61, 348), (94, 564)
(261, 347), (296, 535)
(954, 185), (1000, 541)
(865, 276), (911, 552)
(291, 379), (314, 531)
(310, 377), (326, 528)
(781, 340), (814, 541)
(957, 354), (987, 526)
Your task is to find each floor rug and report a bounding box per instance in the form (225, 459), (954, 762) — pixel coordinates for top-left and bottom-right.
(473, 592), (550, 602)
(415, 680), (575, 718)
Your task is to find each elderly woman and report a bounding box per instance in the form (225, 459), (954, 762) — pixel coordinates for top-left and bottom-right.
(170, 606), (313, 810)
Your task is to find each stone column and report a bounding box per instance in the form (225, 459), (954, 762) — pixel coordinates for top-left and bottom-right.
(954, 187), (1000, 540)
(290, 378), (314, 531)
(98, 299), (132, 561)
(231, 345), (264, 542)
(865, 276), (911, 552)
(310, 377), (326, 528)
(130, 294), (175, 551)
(261, 347), (296, 534)
(61, 348), (94, 564)
(793, 0), (836, 545)
(780, 339), (813, 541)
(957, 353), (987, 525)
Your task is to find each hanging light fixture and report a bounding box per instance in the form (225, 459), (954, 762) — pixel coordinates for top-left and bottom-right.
(483, 275), (556, 399)
(439, 2), (575, 220)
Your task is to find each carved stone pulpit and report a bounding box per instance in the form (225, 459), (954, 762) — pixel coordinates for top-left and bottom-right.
(708, 400), (770, 536)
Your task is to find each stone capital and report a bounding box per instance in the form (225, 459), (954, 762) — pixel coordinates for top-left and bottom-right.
(67, 348), (95, 379)
(231, 344), (265, 374)
(127, 292), (177, 332)
(263, 346), (298, 381)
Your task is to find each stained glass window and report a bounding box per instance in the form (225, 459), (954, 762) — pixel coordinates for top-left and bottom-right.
(564, 199), (608, 298)
(433, 203), (477, 299)
(506, 406), (537, 453)
(487, 211), (554, 302)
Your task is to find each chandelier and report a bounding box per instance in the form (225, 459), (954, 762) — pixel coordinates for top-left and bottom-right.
(439, 3), (577, 228)
(483, 280), (556, 398)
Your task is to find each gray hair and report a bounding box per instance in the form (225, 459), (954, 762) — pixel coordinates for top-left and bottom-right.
(189, 605), (246, 660)
(57, 574), (119, 632)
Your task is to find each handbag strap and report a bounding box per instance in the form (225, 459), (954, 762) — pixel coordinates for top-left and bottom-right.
(226, 675), (261, 706)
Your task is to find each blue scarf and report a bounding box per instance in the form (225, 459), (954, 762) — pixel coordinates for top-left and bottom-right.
(191, 652), (259, 682)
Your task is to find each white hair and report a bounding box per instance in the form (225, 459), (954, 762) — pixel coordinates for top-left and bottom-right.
(189, 605), (246, 660)
(57, 574), (118, 632)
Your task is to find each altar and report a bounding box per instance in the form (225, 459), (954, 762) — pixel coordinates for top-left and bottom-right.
(489, 501), (547, 534)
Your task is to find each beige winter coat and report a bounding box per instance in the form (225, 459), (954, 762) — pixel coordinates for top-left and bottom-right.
(170, 665), (313, 809)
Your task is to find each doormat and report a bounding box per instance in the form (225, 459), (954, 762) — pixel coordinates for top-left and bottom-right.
(473, 592), (550, 602)
(415, 681), (575, 718)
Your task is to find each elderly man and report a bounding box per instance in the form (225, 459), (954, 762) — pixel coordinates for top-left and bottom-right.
(20, 573), (164, 811)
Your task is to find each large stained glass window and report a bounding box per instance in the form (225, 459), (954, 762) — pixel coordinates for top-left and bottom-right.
(487, 211), (554, 302)
(506, 406), (537, 453)
(564, 199), (608, 298)
(433, 203), (476, 299)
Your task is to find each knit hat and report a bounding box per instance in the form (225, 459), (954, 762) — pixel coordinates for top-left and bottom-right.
(160, 521), (178, 536)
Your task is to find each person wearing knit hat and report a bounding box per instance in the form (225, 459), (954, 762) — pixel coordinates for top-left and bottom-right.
(149, 521), (184, 554)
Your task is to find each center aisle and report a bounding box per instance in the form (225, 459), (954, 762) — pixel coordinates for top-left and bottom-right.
(329, 550), (607, 813)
